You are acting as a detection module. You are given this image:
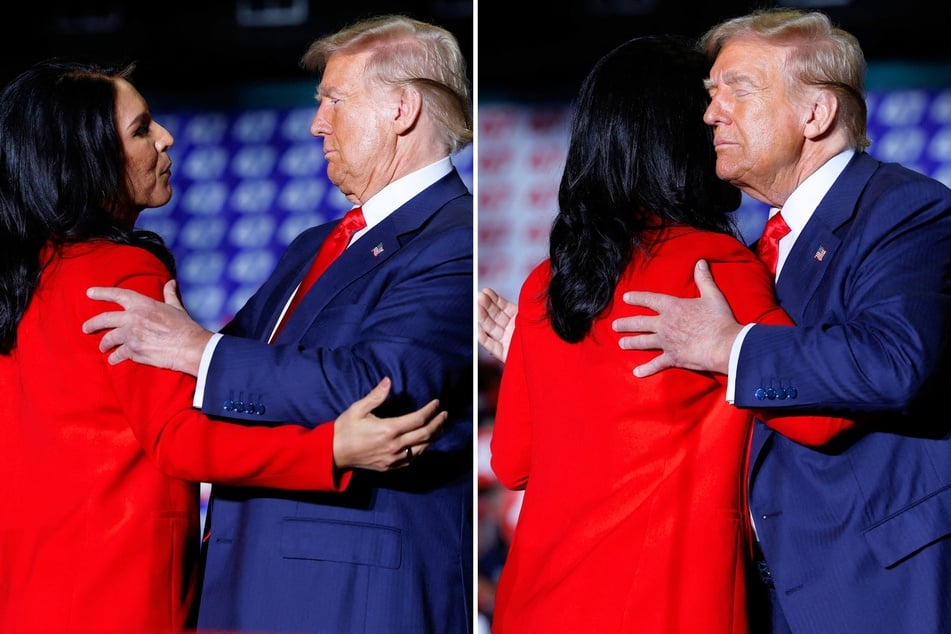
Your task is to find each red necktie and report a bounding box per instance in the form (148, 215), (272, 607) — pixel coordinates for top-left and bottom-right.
(745, 210), (791, 553)
(270, 207), (366, 343)
(756, 211), (791, 276)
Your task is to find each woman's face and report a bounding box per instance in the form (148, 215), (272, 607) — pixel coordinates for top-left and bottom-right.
(113, 78), (174, 223)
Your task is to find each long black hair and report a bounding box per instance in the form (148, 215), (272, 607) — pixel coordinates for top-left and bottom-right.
(547, 35), (741, 343)
(0, 60), (175, 354)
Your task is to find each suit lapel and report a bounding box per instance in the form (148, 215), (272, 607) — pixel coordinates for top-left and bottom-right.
(270, 169), (469, 343)
(775, 221), (841, 319)
(254, 225), (332, 342)
(774, 152), (878, 319)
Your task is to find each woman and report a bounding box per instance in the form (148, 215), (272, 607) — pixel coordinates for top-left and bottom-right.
(487, 36), (851, 633)
(0, 60), (444, 633)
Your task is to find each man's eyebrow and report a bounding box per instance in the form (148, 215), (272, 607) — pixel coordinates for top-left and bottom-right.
(721, 70), (759, 88)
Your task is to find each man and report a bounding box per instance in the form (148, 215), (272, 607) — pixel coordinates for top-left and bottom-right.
(84, 14), (473, 634)
(481, 9), (951, 634)
(615, 9), (951, 634)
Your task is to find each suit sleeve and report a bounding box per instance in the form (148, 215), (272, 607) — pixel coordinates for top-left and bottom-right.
(706, 244), (856, 446)
(735, 175), (951, 413)
(85, 247), (349, 491)
(201, 223), (473, 450)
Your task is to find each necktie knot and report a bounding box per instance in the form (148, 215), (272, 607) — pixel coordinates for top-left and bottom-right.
(756, 211), (790, 276)
(319, 207), (366, 260)
(341, 206), (367, 234)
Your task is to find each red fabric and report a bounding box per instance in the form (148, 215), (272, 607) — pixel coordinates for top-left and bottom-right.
(756, 211), (791, 276)
(489, 225), (851, 634)
(271, 207), (366, 342)
(0, 241), (347, 633)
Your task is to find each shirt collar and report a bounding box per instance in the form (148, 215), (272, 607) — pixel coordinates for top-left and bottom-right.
(358, 157), (453, 231)
(774, 149), (854, 236)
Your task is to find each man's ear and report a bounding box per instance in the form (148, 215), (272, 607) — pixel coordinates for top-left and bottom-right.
(394, 86), (422, 134)
(804, 87), (839, 140)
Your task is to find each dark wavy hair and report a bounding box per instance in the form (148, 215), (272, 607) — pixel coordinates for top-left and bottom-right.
(547, 34), (741, 343)
(0, 59), (175, 354)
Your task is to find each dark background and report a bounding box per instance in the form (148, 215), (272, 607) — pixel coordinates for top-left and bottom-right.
(478, 0), (951, 99)
(3, 1), (949, 99)
(0, 0), (473, 98)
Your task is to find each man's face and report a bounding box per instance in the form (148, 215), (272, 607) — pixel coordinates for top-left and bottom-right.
(309, 51), (399, 204)
(703, 39), (810, 203)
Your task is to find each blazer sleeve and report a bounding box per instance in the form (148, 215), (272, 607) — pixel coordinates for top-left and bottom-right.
(757, 412), (855, 447)
(489, 268), (542, 491)
(84, 247), (349, 491)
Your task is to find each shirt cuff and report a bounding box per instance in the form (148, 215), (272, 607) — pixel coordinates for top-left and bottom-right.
(193, 332), (224, 408)
(726, 323), (756, 404)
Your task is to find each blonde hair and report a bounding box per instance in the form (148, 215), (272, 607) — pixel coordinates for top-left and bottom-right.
(302, 14), (472, 154)
(701, 8), (870, 150)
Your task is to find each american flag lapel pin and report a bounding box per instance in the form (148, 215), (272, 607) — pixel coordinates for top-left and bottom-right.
(371, 242), (385, 257)
(814, 245), (826, 262)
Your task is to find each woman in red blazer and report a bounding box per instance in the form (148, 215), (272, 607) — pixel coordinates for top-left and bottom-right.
(487, 36), (850, 633)
(0, 61), (444, 633)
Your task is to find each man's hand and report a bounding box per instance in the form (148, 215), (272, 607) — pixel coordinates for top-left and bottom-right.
(478, 287), (517, 364)
(332, 377), (448, 471)
(82, 280), (211, 376)
(612, 260), (743, 377)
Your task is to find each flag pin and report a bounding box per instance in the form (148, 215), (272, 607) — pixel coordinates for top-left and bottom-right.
(372, 242), (385, 257)
(814, 246), (826, 262)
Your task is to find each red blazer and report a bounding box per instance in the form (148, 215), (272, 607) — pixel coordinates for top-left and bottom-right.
(490, 226), (849, 634)
(0, 241), (348, 633)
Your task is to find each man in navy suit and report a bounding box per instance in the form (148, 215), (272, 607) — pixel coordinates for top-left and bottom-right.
(84, 14), (473, 633)
(608, 8), (951, 634)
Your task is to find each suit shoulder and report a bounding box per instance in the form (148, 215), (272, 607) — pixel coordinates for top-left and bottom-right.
(858, 162), (951, 232)
(429, 194), (473, 231)
(412, 197), (473, 254)
(867, 159), (951, 199)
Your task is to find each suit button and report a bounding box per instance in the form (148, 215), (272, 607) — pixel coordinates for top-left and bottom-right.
(223, 399), (234, 411)
(755, 388), (767, 400)
(786, 387), (798, 399)
(256, 405), (266, 415)
(765, 387), (777, 400)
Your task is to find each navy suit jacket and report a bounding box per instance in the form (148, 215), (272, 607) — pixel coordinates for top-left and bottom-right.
(738, 152), (951, 633)
(195, 170), (473, 633)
